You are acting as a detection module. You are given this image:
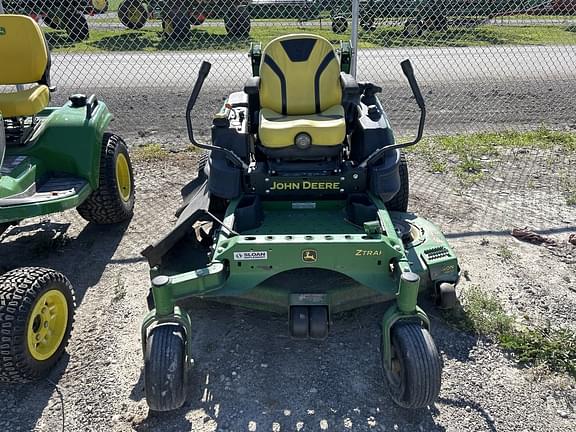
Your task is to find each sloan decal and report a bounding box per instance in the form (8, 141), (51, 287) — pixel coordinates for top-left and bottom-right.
(233, 251), (268, 261)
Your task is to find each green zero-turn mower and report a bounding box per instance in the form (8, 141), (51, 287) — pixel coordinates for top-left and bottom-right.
(0, 15), (135, 382)
(141, 34), (459, 411)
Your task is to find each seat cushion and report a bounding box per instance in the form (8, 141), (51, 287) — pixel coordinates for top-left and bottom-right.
(0, 85), (50, 118)
(259, 105), (346, 149)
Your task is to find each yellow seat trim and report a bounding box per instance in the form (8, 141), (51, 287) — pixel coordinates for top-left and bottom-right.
(259, 34), (342, 116)
(0, 85), (50, 118)
(259, 105), (346, 149)
(0, 15), (49, 85)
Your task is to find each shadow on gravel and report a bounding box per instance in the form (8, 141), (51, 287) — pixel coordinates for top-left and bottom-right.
(437, 397), (497, 432)
(0, 219), (130, 431)
(128, 299), (463, 431)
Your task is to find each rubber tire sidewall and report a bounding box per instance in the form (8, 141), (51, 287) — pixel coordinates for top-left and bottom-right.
(145, 324), (187, 412)
(66, 11), (90, 42)
(0, 267), (75, 383)
(77, 133), (135, 224)
(385, 322), (442, 409)
(118, 0), (148, 30)
(385, 152), (409, 212)
(224, 6), (251, 38)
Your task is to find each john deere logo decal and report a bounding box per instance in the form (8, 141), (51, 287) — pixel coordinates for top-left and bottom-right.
(0, 27), (6, 36)
(302, 249), (317, 263)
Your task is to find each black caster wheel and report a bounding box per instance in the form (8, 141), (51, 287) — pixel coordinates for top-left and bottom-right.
(438, 282), (457, 309)
(145, 324), (187, 412)
(384, 322), (442, 409)
(290, 306), (309, 339)
(309, 306), (329, 340)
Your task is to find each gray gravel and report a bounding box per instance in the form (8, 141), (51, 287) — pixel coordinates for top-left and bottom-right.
(0, 140), (575, 431)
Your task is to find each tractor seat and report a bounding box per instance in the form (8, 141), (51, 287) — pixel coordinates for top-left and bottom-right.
(259, 105), (345, 148)
(0, 86), (50, 118)
(0, 15), (52, 118)
(254, 34), (356, 157)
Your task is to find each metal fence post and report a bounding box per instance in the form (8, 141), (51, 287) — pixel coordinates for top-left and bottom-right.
(0, 0), (5, 14)
(350, 0), (360, 78)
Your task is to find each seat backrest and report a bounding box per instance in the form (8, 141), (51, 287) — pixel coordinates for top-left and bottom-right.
(0, 15), (50, 85)
(259, 34), (342, 116)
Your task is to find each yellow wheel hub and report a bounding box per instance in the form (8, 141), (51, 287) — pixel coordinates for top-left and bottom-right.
(92, 0), (107, 11)
(129, 7), (144, 24)
(27, 290), (69, 361)
(116, 153), (132, 202)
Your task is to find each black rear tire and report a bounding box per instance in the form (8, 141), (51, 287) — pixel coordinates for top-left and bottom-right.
(118, 0), (148, 30)
(224, 6), (251, 38)
(332, 16), (348, 34)
(77, 133), (135, 224)
(0, 267), (75, 383)
(385, 322), (442, 409)
(145, 324), (187, 412)
(163, 9), (191, 41)
(386, 153), (409, 212)
(66, 11), (90, 42)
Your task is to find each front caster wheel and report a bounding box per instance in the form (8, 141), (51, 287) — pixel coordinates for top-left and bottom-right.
(145, 324), (187, 412)
(384, 322), (442, 409)
(0, 267), (75, 383)
(77, 133), (135, 224)
(437, 282), (457, 310)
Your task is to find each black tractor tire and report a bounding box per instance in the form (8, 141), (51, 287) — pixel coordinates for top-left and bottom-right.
(90, 0), (109, 14)
(118, 0), (149, 30)
(0, 267), (75, 383)
(332, 15), (348, 34)
(386, 153), (409, 212)
(224, 6), (251, 38)
(77, 133), (135, 224)
(66, 11), (90, 42)
(162, 9), (191, 41)
(360, 15), (375, 32)
(384, 322), (442, 409)
(145, 324), (187, 412)
(43, 14), (65, 30)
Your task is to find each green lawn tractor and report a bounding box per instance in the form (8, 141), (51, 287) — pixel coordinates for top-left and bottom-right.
(0, 15), (135, 382)
(141, 34), (459, 411)
(2, 0), (101, 41)
(117, 0), (251, 39)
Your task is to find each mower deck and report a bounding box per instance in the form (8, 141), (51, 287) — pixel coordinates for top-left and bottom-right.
(147, 195), (458, 314)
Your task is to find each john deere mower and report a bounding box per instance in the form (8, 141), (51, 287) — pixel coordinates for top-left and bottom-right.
(0, 15), (135, 382)
(141, 34), (459, 411)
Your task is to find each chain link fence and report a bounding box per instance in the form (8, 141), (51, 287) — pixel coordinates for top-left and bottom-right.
(1, 0), (575, 138)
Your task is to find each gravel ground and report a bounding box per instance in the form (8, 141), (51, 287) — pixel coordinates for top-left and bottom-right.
(0, 135), (575, 431)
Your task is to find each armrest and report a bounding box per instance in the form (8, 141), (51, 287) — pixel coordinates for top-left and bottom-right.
(244, 76), (261, 133)
(340, 73), (361, 130)
(244, 76), (261, 95)
(340, 72), (359, 95)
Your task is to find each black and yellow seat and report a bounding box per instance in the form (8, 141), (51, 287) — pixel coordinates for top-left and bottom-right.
(247, 34), (358, 159)
(0, 15), (51, 119)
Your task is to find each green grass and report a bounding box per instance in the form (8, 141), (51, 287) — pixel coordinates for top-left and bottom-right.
(45, 23), (576, 53)
(132, 143), (171, 161)
(410, 129), (576, 184)
(445, 286), (576, 378)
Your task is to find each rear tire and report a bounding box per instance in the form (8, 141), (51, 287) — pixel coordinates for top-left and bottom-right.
(163, 9), (191, 41)
(332, 15), (348, 34)
(0, 267), (75, 383)
(386, 153), (409, 212)
(66, 11), (90, 42)
(118, 0), (148, 30)
(384, 322), (442, 409)
(77, 133), (135, 224)
(145, 324), (187, 412)
(224, 6), (251, 38)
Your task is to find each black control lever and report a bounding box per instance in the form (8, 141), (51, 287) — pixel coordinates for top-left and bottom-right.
(186, 61), (249, 171)
(359, 59), (426, 168)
